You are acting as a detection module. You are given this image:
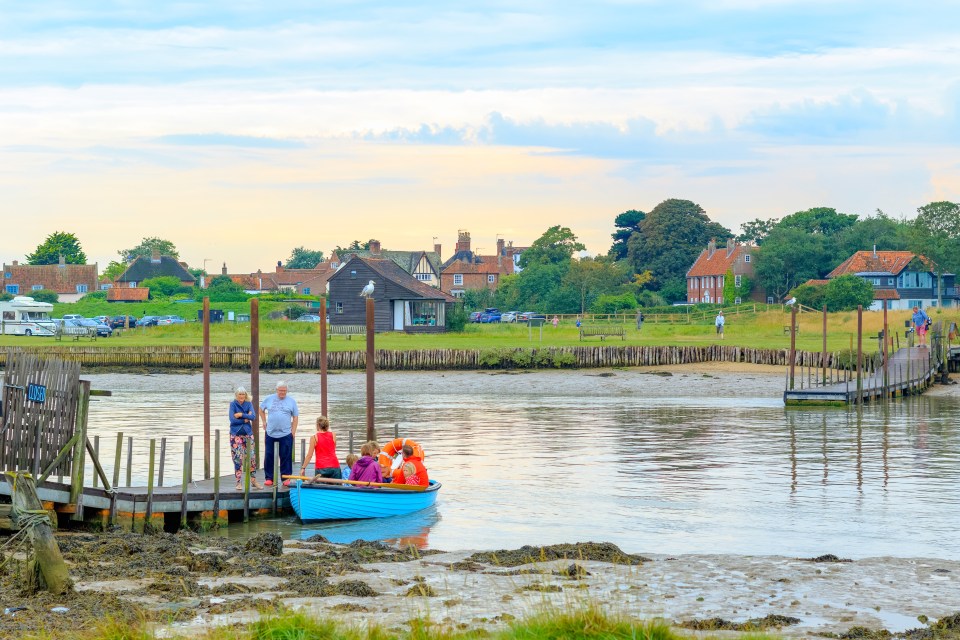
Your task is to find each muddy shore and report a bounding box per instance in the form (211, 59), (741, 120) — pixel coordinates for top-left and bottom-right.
(2, 531), (959, 639)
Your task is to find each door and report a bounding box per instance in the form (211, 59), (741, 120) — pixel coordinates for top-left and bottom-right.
(393, 301), (404, 330)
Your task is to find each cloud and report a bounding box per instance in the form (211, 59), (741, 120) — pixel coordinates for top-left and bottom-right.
(156, 133), (306, 148)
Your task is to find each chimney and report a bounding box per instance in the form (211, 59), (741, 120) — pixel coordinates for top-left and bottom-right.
(151, 248), (161, 263)
(456, 230), (471, 253)
(434, 243), (442, 259)
(222, 262), (227, 275)
(873, 244), (877, 257)
(497, 238), (505, 256)
(58, 254), (66, 268)
(370, 239), (381, 256)
(11, 260), (18, 267)
(727, 241), (737, 257)
(708, 238), (716, 257)
(277, 260), (283, 272)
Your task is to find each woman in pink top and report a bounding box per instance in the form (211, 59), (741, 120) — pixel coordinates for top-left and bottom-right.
(300, 416), (341, 481)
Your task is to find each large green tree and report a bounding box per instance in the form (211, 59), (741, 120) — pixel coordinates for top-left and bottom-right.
(608, 210), (645, 260)
(824, 274), (875, 311)
(562, 257), (624, 313)
(754, 227), (831, 301)
(911, 201), (960, 308)
(26, 231), (87, 265)
(513, 226), (585, 310)
(626, 199), (732, 289)
(286, 247), (325, 269)
(519, 225), (585, 268)
(736, 218), (779, 245)
(119, 237), (179, 261)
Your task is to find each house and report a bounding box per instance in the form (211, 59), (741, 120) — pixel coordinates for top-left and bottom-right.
(328, 256), (457, 332)
(339, 241), (442, 288)
(826, 249), (956, 310)
(2, 257), (99, 303)
(107, 287), (150, 303)
(439, 231), (519, 298)
(686, 240), (762, 304)
(115, 251), (196, 288)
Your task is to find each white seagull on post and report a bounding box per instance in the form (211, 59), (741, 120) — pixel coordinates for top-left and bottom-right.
(360, 280), (375, 298)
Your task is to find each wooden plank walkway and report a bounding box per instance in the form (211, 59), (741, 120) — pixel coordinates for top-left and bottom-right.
(784, 346), (937, 405)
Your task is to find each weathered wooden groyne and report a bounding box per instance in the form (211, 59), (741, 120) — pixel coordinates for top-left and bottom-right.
(0, 344), (872, 371)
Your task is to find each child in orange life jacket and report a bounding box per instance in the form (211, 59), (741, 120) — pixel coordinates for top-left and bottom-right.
(392, 444), (429, 487)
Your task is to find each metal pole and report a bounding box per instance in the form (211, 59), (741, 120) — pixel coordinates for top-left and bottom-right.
(203, 296), (211, 479)
(320, 296), (328, 417)
(365, 296), (375, 441)
(856, 305), (863, 403)
(251, 298), (260, 468)
(788, 305), (797, 389)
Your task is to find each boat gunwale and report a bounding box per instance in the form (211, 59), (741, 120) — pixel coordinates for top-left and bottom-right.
(296, 480), (441, 495)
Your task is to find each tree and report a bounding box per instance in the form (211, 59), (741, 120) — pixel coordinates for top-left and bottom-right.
(721, 269), (752, 304)
(834, 209), (911, 257)
(754, 227), (831, 301)
(562, 257), (624, 313)
(141, 276), (183, 298)
(736, 218), (778, 245)
(911, 201), (960, 308)
(790, 281), (826, 309)
(26, 232), (87, 265)
(777, 207), (858, 236)
(31, 289), (58, 303)
(286, 247), (325, 269)
(102, 261), (126, 281)
(519, 226), (585, 268)
(609, 210), (645, 260)
(626, 199), (733, 289)
(334, 240), (371, 255)
(824, 274), (874, 311)
(118, 237), (179, 262)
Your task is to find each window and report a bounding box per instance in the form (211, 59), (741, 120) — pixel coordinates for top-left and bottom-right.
(409, 301), (441, 327)
(734, 297), (742, 305)
(350, 270), (357, 279)
(734, 275), (742, 288)
(453, 274), (463, 286)
(744, 254), (751, 263)
(871, 278), (881, 286)
(100, 284), (112, 290)
(887, 278), (895, 286)
(416, 273), (431, 281)
(487, 274), (495, 284)
(32, 285), (43, 291)
(718, 276), (723, 288)
(909, 300), (922, 308)
(302, 288), (311, 295)
(2, 311), (13, 321)
(76, 284), (88, 293)
(3, 272), (10, 279)
(331, 262), (339, 268)
(129, 282), (137, 288)
(335, 302), (343, 314)
(452, 290), (464, 298)
(5, 285), (18, 295)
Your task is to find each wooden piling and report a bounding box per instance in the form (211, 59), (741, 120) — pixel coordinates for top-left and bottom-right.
(125, 436), (133, 487)
(110, 432), (122, 525)
(272, 441), (279, 516)
(788, 306), (797, 390)
(187, 435), (194, 483)
(250, 298), (260, 467)
(158, 437), (166, 487)
(92, 435), (100, 488)
(70, 380), (90, 521)
(145, 439), (156, 523)
(242, 444), (251, 523)
(365, 297), (375, 441)
(180, 441), (190, 529)
(213, 429), (220, 517)
(320, 296), (328, 416)
(8, 473), (71, 594)
(821, 305), (828, 384)
(856, 305), (863, 403)
(203, 296), (211, 479)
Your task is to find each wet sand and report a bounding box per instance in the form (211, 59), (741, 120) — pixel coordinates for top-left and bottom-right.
(2, 531), (958, 638)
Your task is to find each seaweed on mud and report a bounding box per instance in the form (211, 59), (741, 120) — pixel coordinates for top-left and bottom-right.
(901, 612), (960, 640)
(467, 542), (649, 567)
(516, 584), (563, 593)
(147, 577), (201, 597)
(245, 532), (284, 557)
(0, 588), (144, 637)
(334, 579), (379, 597)
(329, 603), (372, 612)
(802, 554), (853, 563)
(404, 583), (438, 597)
(680, 614), (802, 631)
(553, 563), (591, 579)
(449, 560), (486, 572)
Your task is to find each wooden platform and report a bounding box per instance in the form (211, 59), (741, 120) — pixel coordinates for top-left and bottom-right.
(784, 346), (938, 405)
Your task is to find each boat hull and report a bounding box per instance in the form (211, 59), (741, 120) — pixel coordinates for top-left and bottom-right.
(290, 480), (440, 522)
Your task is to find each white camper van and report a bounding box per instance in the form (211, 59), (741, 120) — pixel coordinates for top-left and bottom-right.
(0, 296), (57, 336)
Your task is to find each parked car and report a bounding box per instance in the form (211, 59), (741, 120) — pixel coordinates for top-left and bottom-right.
(479, 311), (502, 323)
(62, 314), (85, 322)
(110, 315), (138, 329)
(91, 315), (110, 326)
(79, 318), (112, 337)
(469, 311), (483, 323)
(138, 315), (161, 327)
(518, 311), (546, 322)
(296, 314), (321, 322)
(156, 315), (186, 326)
(501, 311), (518, 323)
(59, 319), (94, 338)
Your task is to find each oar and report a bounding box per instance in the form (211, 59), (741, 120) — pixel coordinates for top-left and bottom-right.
(281, 475), (427, 492)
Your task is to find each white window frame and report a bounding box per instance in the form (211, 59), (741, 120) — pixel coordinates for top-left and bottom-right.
(302, 287), (311, 295)
(487, 274), (495, 284)
(744, 254), (751, 263)
(453, 274), (463, 286)
(32, 284), (43, 291)
(5, 285), (19, 294)
(76, 284), (88, 293)
(734, 297), (742, 305)
(734, 274), (742, 287)
(335, 302), (343, 314)
(416, 273), (431, 281)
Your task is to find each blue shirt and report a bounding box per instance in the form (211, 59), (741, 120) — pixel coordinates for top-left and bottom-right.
(913, 309), (929, 327)
(228, 399), (255, 437)
(260, 394), (299, 437)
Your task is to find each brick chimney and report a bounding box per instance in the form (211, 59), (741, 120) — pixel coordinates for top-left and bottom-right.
(434, 243), (442, 259)
(707, 238), (716, 257)
(496, 238), (505, 256)
(369, 239), (381, 256)
(277, 260), (284, 273)
(222, 262), (228, 275)
(151, 249), (161, 263)
(11, 260), (18, 267)
(726, 241), (737, 257)
(58, 254), (66, 268)
(456, 230), (471, 253)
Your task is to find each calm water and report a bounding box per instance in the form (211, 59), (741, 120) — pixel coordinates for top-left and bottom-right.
(76, 369), (960, 558)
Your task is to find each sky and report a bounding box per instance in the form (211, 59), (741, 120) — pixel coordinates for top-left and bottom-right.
(1, 1), (959, 273)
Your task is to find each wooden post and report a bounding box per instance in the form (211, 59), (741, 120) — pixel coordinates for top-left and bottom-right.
(158, 437), (166, 487)
(92, 435), (100, 488)
(349, 430), (354, 454)
(821, 305), (828, 384)
(187, 435), (194, 483)
(856, 305), (863, 403)
(320, 296), (328, 417)
(394, 423), (399, 439)
(883, 304), (889, 392)
(242, 444), (251, 523)
(125, 436), (133, 487)
(213, 429), (220, 517)
(8, 473), (71, 594)
(145, 439), (156, 524)
(203, 296), (211, 479)
(272, 441), (279, 516)
(69, 380), (91, 521)
(300, 438), (306, 469)
(110, 431), (122, 525)
(251, 298), (260, 468)
(180, 441), (190, 529)
(366, 297), (375, 441)
(788, 306), (797, 390)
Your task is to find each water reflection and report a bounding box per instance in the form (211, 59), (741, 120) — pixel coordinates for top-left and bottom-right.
(74, 370), (960, 558)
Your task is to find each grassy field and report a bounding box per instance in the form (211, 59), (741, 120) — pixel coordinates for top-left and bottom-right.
(0, 308), (948, 354)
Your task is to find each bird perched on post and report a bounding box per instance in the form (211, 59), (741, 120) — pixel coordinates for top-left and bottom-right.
(360, 280), (375, 298)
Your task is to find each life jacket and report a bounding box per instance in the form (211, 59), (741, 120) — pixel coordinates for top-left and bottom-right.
(399, 456), (429, 487)
(378, 437), (424, 474)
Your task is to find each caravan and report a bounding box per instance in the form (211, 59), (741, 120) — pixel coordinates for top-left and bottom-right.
(0, 296), (57, 336)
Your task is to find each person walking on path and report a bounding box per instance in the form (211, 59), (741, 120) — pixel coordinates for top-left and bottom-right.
(636, 310), (644, 331)
(552, 315), (559, 329)
(300, 416), (341, 480)
(259, 380), (299, 487)
(228, 387), (261, 491)
(912, 305), (930, 347)
(715, 310), (725, 340)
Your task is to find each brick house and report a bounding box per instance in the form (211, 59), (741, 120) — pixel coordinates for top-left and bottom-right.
(340, 241), (442, 288)
(686, 240), (761, 304)
(439, 231), (519, 298)
(115, 251), (196, 288)
(826, 250), (957, 310)
(2, 257), (99, 303)
(107, 287), (150, 302)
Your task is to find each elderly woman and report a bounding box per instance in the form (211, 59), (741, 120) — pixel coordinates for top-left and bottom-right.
(229, 387), (261, 490)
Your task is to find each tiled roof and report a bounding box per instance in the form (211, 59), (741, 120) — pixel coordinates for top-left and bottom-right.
(874, 289), (901, 300)
(108, 287), (149, 302)
(801, 279), (830, 287)
(117, 256), (196, 283)
(3, 262), (99, 294)
(343, 257), (456, 301)
(827, 251), (925, 278)
(686, 244), (755, 277)
(441, 251), (514, 275)
(342, 250), (441, 275)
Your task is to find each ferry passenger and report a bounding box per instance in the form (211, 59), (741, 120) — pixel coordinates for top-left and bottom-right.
(353, 441), (384, 484)
(300, 416), (341, 482)
(259, 381), (299, 487)
(342, 454), (359, 480)
(393, 444), (429, 487)
(229, 387), (261, 491)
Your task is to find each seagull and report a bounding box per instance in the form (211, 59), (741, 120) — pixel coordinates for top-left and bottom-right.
(786, 297), (797, 306)
(360, 280), (375, 298)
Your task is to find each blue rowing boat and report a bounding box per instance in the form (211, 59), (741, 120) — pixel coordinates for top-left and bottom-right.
(289, 479), (441, 522)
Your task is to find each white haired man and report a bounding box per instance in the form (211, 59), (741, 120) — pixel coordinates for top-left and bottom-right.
(258, 381), (299, 486)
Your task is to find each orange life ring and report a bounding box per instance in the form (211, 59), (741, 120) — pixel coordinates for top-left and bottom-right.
(377, 437), (424, 470)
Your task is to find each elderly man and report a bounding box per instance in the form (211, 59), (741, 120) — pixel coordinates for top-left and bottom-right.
(259, 380), (299, 487)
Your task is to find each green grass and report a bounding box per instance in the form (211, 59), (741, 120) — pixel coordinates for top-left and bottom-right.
(2, 307), (944, 355)
(24, 607), (784, 640)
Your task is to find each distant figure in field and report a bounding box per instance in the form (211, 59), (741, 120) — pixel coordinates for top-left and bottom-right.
(228, 387), (260, 491)
(552, 315), (559, 328)
(575, 316), (582, 329)
(636, 310), (644, 331)
(715, 311), (725, 340)
(912, 305), (930, 347)
(352, 441), (384, 484)
(301, 415), (340, 482)
(342, 454), (359, 480)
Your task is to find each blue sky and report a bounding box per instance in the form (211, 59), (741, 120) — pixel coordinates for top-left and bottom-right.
(1, 1), (958, 271)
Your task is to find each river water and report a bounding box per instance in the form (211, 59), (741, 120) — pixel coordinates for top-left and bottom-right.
(75, 367), (960, 559)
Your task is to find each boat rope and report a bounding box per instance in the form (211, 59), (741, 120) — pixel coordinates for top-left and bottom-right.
(0, 510), (53, 570)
